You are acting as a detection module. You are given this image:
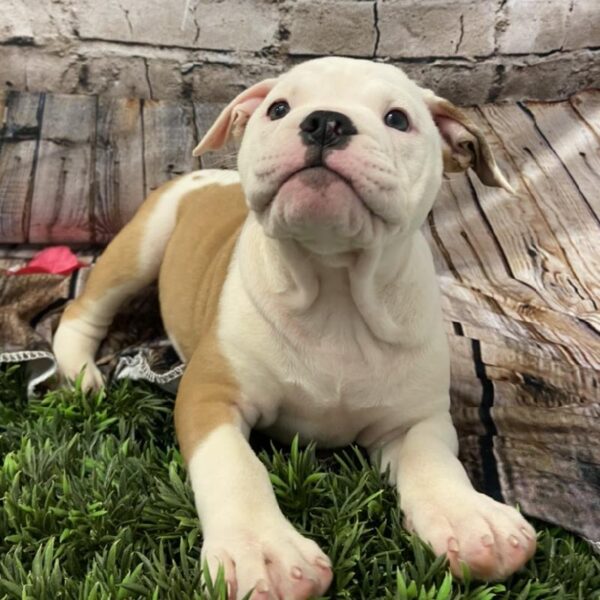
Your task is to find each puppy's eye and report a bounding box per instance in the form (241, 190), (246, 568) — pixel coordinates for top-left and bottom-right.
(267, 101), (290, 120)
(384, 109), (410, 132)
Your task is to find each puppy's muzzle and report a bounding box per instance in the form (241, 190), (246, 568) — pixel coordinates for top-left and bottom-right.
(299, 110), (357, 149)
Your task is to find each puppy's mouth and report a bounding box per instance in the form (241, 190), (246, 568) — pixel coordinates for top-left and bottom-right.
(275, 164), (375, 216)
(281, 164), (350, 189)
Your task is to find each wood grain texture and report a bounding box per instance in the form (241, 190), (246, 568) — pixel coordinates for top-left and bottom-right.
(0, 91), (7, 127)
(0, 93), (43, 243)
(478, 104), (600, 334)
(142, 99), (199, 195)
(28, 94), (97, 244)
(94, 98), (145, 243)
(570, 90), (600, 139)
(429, 102), (600, 414)
(525, 99), (600, 224)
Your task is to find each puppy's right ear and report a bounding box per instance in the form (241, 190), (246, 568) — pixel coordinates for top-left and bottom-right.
(193, 78), (278, 157)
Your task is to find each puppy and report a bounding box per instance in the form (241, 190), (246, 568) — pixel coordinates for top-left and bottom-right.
(53, 57), (536, 599)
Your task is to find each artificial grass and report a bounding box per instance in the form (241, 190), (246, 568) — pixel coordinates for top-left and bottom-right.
(0, 364), (598, 600)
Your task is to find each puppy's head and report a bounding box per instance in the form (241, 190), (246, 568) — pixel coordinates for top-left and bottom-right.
(194, 57), (510, 255)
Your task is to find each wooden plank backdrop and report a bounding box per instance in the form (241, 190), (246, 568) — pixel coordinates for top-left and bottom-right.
(142, 99), (199, 195)
(0, 90), (599, 538)
(0, 94), (216, 244)
(0, 92), (43, 243)
(94, 97), (145, 243)
(28, 94), (97, 244)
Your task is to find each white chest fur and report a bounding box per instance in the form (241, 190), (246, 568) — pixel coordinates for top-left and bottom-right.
(217, 217), (451, 450)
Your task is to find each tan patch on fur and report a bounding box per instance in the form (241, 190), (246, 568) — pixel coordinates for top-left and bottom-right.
(159, 183), (248, 461)
(175, 340), (241, 461)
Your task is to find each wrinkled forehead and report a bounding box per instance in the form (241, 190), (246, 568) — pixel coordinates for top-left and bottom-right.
(270, 58), (427, 113)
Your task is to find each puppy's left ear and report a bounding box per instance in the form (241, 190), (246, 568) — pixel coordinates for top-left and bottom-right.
(193, 78), (278, 157)
(423, 90), (514, 193)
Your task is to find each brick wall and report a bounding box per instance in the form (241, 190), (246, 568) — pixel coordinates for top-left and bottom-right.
(1, 0), (598, 105)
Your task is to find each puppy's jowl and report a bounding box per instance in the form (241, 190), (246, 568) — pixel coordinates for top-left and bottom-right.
(54, 57), (536, 599)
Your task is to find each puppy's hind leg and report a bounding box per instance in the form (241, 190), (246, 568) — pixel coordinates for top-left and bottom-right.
(53, 176), (188, 390)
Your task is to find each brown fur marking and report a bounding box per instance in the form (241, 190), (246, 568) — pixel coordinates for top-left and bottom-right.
(159, 183), (248, 461)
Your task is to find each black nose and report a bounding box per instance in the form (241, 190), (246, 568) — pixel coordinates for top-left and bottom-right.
(299, 110), (357, 148)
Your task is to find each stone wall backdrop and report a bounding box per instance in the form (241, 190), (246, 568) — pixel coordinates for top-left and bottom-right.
(0, 0), (599, 105)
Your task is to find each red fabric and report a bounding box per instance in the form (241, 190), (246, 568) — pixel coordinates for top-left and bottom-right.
(9, 247), (88, 276)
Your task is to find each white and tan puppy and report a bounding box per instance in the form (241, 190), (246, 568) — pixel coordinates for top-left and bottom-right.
(53, 57), (536, 599)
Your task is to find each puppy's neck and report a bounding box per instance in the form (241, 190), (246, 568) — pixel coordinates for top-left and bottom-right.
(239, 216), (418, 344)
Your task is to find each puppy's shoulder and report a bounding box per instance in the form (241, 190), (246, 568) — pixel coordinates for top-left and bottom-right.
(174, 170), (247, 224)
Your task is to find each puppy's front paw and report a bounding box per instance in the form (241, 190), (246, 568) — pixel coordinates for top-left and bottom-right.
(202, 520), (332, 600)
(55, 352), (105, 391)
(404, 490), (536, 581)
(53, 322), (105, 391)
